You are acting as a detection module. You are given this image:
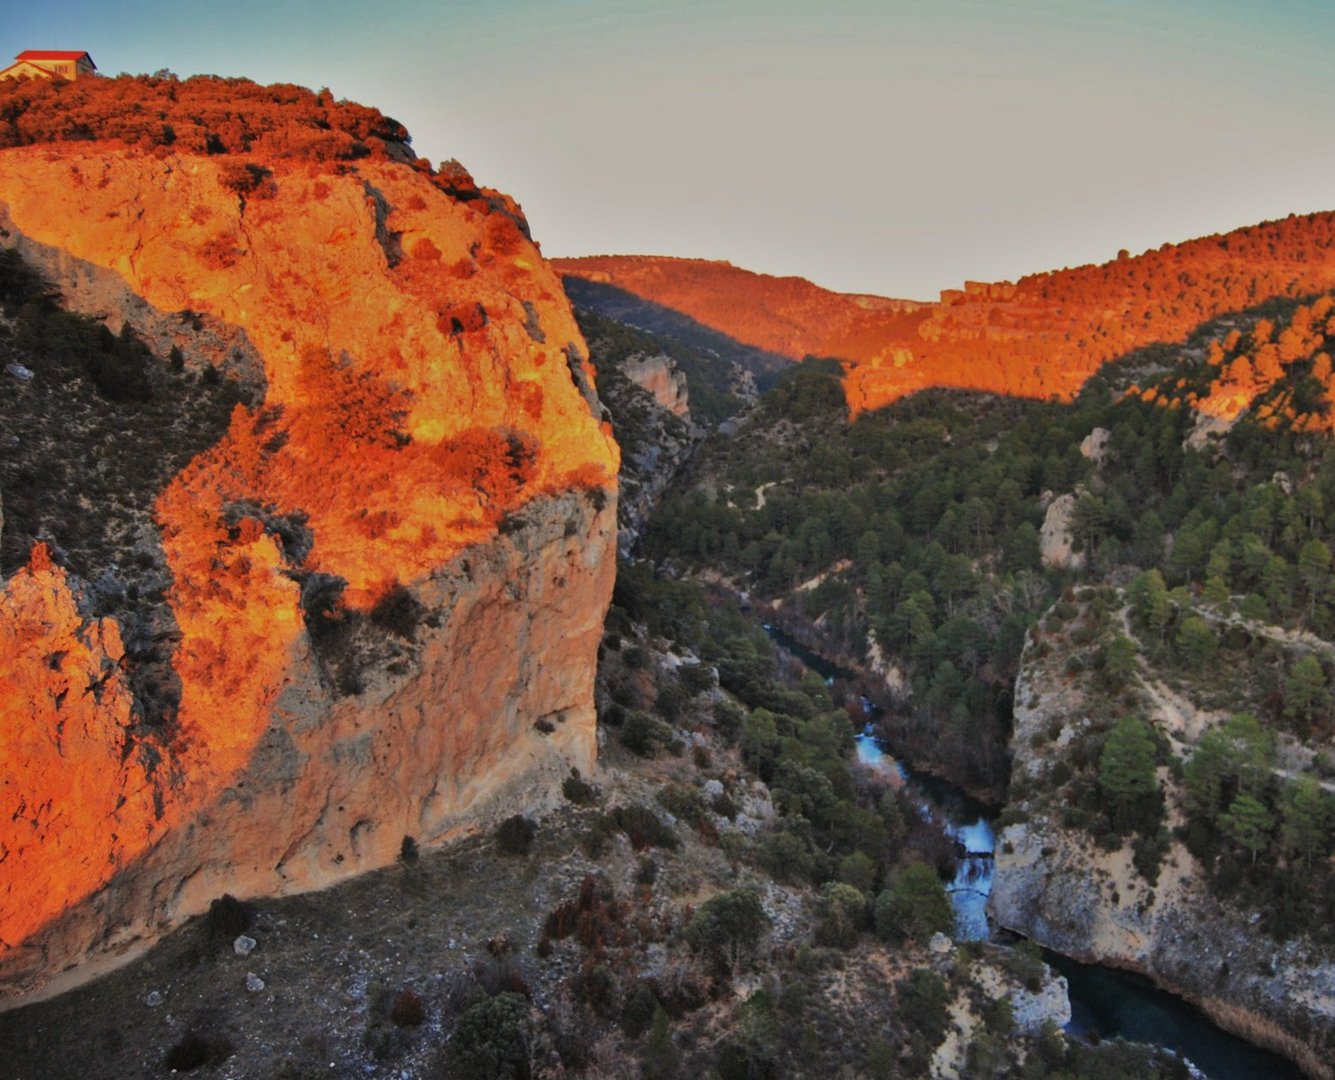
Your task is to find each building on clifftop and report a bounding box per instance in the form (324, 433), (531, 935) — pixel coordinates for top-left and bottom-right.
(0, 51), (98, 81)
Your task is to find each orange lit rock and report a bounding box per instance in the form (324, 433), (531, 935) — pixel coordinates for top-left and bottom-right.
(559, 215), (1335, 416)
(0, 143), (618, 1000)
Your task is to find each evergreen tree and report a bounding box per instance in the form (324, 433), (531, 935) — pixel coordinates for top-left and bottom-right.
(1220, 793), (1274, 864)
(1280, 774), (1333, 867)
(1098, 716), (1160, 835)
(1284, 655), (1327, 724)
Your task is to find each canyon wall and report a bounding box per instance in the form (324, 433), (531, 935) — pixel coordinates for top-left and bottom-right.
(991, 616), (1334, 1079)
(559, 217), (1335, 416)
(0, 138), (618, 1002)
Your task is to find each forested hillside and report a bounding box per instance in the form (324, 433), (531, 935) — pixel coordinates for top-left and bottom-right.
(643, 294), (1335, 847)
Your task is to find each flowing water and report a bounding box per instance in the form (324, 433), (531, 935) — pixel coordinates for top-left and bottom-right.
(765, 625), (1307, 1079)
(855, 729), (995, 940)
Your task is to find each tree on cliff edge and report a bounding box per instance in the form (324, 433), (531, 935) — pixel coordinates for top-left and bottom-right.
(1098, 715), (1161, 836)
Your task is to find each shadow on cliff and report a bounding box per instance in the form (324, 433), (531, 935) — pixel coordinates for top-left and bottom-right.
(561, 276), (794, 393)
(0, 241), (259, 730)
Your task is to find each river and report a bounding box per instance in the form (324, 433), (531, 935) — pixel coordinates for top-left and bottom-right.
(764, 626), (1305, 1080)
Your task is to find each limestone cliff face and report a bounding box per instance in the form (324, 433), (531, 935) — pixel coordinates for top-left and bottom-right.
(0, 142), (618, 1001)
(991, 621), (1334, 1078)
(621, 353), (689, 416)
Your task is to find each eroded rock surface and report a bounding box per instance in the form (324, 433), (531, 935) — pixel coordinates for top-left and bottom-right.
(0, 141), (617, 1002)
(991, 611), (1334, 1078)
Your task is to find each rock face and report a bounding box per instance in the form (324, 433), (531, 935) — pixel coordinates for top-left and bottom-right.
(621, 353), (689, 416)
(0, 133), (618, 1001)
(1038, 492), (1085, 571)
(580, 326), (700, 556)
(991, 619), (1335, 1079)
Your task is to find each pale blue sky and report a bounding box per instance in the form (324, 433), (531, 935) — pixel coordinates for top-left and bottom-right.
(7, 1), (1334, 298)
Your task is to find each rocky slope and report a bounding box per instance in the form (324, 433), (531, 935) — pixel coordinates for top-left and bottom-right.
(990, 596), (1334, 1078)
(559, 216), (1335, 416)
(577, 312), (704, 555)
(0, 79), (618, 1002)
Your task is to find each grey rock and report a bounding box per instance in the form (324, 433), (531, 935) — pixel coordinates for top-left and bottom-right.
(233, 935), (257, 957)
(245, 972), (265, 992)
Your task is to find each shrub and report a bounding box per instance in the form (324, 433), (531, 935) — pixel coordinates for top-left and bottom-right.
(836, 850), (878, 896)
(446, 993), (532, 1080)
(369, 583), (424, 638)
(756, 827), (815, 884)
(620, 981), (660, 1038)
(390, 988), (426, 1028)
(712, 791), (739, 819)
(680, 663), (717, 695)
(1003, 938), (1046, 992)
(896, 968), (950, 1045)
(581, 815), (616, 858)
(873, 862), (953, 943)
(495, 815), (536, 856)
(205, 893), (253, 946)
(562, 769), (599, 805)
(610, 805), (678, 851)
(620, 710), (673, 756)
(814, 882), (867, 949)
(684, 888), (769, 973)
(657, 781), (709, 826)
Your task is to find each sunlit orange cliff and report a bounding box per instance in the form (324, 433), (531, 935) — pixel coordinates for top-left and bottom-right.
(0, 75), (617, 999)
(557, 215), (1335, 414)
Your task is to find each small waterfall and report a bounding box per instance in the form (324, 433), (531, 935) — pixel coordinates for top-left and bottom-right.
(946, 814), (995, 941)
(855, 729), (995, 940)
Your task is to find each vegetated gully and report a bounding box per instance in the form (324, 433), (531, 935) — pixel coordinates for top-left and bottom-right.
(762, 626), (1303, 1080)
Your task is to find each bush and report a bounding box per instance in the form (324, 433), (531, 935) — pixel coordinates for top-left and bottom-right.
(610, 805), (678, 851)
(390, 988), (426, 1028)
(562, 769), (599, 805)
(620, 981), (660, 1038)
(369, 583), (424, 638)
(657, 781), (709, 826)
(446, 993), (532, 1079)
(495, 815), (536, 856)
(620, 710), (673, 756)
(814, 882), (867, 949)
(873, 862), (953, 943)
(896, 968), (950, 1045)
(756, 827), (815, 884)
(1003, 938), (1046, 992)
(684, 888), (769, 972)
(205, 893), (253, 946)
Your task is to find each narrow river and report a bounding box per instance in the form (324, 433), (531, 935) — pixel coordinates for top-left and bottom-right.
(765, 626), (1304, 1080)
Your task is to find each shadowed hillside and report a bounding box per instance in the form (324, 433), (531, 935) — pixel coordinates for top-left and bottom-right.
(559, 214), (1335, 416)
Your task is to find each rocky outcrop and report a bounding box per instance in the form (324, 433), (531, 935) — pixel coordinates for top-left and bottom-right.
(580, 329), (700, 555)
(0, 134), (618, 1001)
(991, 624), (1334, 1078)
(1038, 492), (1085, 571)
(621, 353), (689, 416)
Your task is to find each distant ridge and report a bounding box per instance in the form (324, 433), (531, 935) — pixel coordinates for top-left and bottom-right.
(558, 213), (1335, 415)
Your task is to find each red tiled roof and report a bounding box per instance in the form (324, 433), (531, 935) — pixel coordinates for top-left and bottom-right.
(15, 50), (96, 67)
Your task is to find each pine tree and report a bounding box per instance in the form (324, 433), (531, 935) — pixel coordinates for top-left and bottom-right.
(1220, 793), (1274, 865)
(1098, 716), (1160, 835)
(1284, 655), (1327, 725)
(1280, 774), (1333, 867)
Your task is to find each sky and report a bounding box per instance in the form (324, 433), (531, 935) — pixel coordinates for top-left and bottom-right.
(8, 0), (1335, 300)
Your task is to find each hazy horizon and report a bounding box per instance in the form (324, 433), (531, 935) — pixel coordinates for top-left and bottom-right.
(8, 0), (1335, 300)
